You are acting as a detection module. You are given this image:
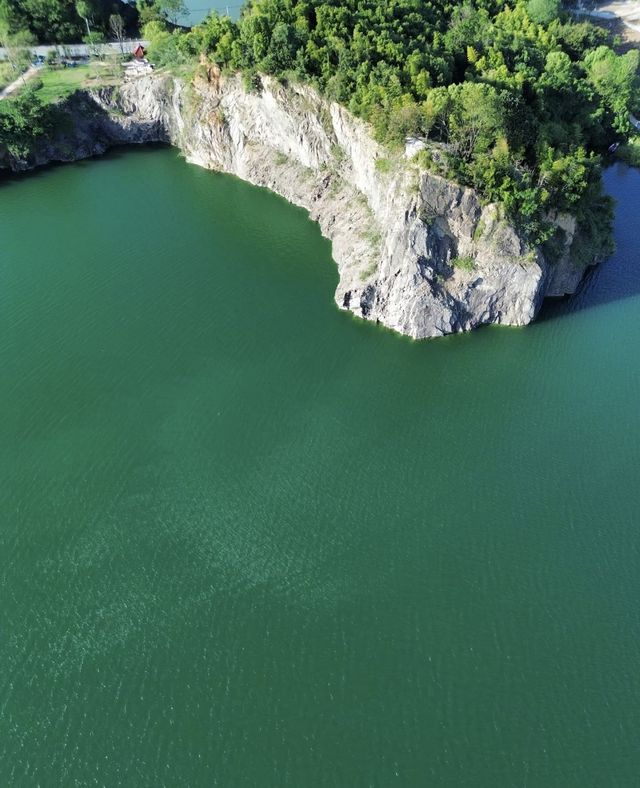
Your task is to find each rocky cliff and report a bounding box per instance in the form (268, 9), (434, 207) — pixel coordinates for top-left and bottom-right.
(0, 70), (602, 339)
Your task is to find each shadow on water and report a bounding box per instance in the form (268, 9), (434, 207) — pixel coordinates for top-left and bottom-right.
(539, 162), (640, 323)
(0, 142), (169, 190)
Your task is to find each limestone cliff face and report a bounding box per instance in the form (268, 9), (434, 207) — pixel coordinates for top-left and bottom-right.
(1, 72), (599, 339)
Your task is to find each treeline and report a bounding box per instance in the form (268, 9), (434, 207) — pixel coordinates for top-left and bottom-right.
(146, 0), (639, 246)
(0, 0), (185, 44)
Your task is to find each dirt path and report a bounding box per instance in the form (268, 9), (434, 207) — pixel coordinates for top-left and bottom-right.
(0, 65), (40, 101)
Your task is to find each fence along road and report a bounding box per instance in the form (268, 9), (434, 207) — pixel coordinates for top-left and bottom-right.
(0, 40), (149, 61)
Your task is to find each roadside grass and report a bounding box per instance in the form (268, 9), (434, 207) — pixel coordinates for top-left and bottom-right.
(0, 62), (19, 92)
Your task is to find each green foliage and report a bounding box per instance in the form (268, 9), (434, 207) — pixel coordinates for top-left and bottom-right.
(374, 157), (392, 174)
(76, 1), (93, 34)
(143, 20), (192, 67)
(0, 26), (36, 80)
(540, 225), (567, 263)
(362, 220), (382, 244)
(0, 61), (15, 91)
(359, 258), (378, 282)
(571, 180), (615, 266)
(137, 0), (186, 27)
(617, 138), (640, 167)
(0, 84), (53, 156)
(473, 219), (486, 241)
(526, 0), (560, 25)
(154, 0), (186, 24)
(583, 46), (640, 134)
(330, 144), (345, 164)
(451, 255), (475, 271)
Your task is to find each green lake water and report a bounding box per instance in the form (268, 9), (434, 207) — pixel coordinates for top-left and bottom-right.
(1, 148), (640, 786)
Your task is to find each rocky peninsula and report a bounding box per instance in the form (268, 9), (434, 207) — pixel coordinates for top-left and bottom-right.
(0, 69), (606, 339)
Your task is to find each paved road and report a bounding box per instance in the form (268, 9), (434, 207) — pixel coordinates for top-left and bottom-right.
(0, 40), (148, 61)
(574, 1), (640, 33)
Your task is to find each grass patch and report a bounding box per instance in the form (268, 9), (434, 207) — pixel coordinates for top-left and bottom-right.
(359, 258), (378, 281)
(166, 60), (199, 82)
(32, 64), (119, 104)
(331, 143), (346, 164)
(451, 255), (475, 271)
(363, 227), (382, 247)
(375, 157), (393, 174)
(472, 219), (486, 241)
(327, 176), (342, 197)
(415, 148), (434, 170)
(0, 62), (22, 92)
(275, 151), (289, 165)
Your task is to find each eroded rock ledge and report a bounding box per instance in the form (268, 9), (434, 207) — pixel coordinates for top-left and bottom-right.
(0, 71), (602, 339)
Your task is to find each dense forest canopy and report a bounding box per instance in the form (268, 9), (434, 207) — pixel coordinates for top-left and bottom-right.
(145, 0), (639, 247)
(0, 0), (179, 43)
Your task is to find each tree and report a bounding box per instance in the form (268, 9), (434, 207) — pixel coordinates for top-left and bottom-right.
(136, 0), (186, 27)
(0, 83), (52, 157)
(445, 82), (505, 163)
(0, 27), (36, 82)
(83, 31), (105, 59)
(136, 0), (161, 27)
(1, 0), (142, 44)
(109, 13), (125, 54)
(75, 0), (94, 37)
(155, 0), (187, 26)
(527, 0), (561, 25)
(0, 0), (26, 38)
(542, 50), (574, 89)
(583, 46), (640, 133)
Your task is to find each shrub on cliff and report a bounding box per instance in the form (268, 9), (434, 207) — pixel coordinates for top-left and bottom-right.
(0, 85), (53, 157)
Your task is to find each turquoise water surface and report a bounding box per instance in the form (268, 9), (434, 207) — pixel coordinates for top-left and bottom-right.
(182, 0), (241, 25)
(1, 149), (639, 786)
